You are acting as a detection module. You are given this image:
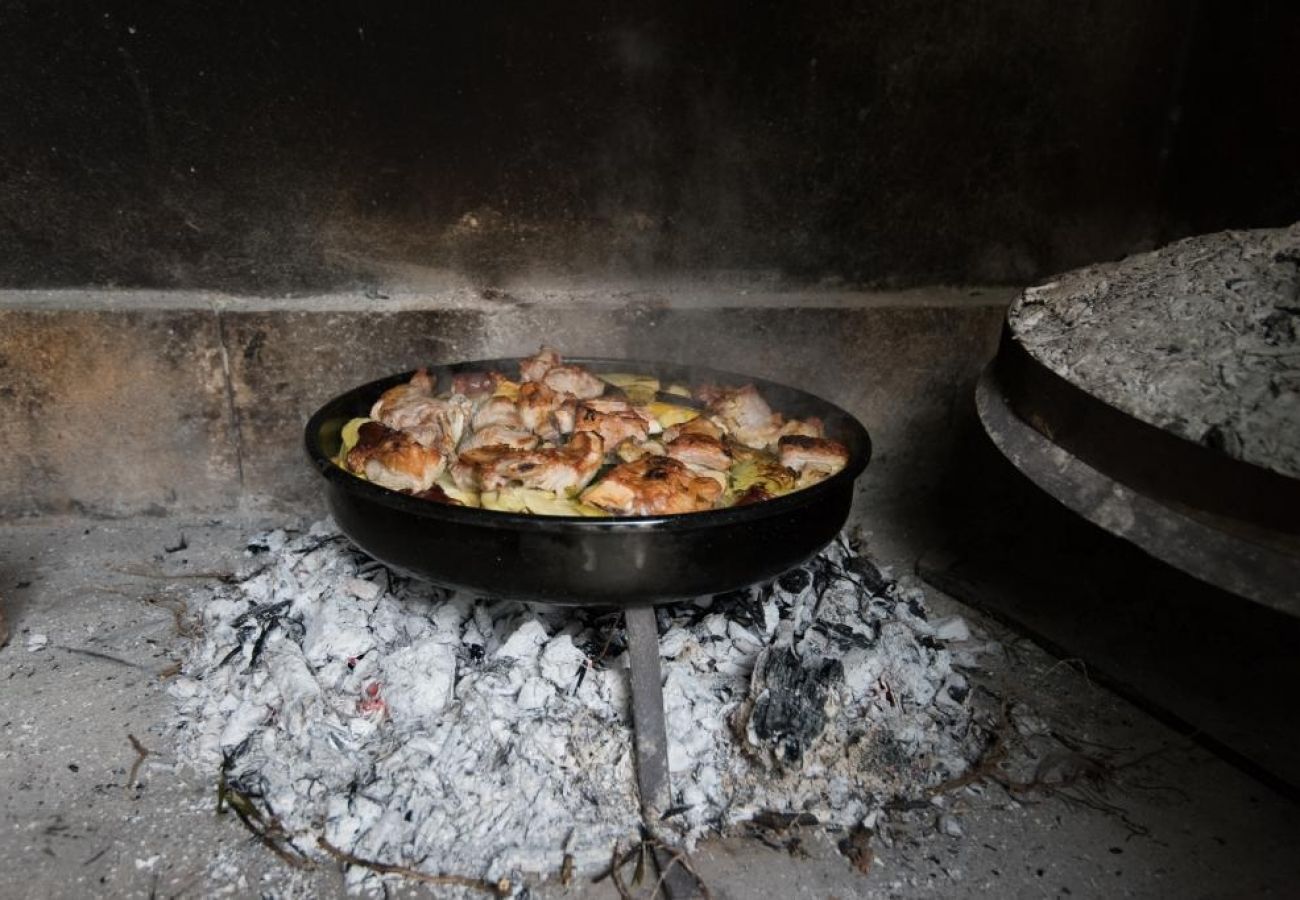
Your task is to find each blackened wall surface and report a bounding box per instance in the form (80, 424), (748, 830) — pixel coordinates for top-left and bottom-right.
(0, 1), (1295, 293)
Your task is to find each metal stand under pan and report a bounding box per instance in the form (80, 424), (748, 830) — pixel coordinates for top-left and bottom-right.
(624, 604), (700, 899)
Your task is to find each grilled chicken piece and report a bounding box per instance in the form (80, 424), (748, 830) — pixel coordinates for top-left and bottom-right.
(449, 445), (514, 491)
(708, 384), (783, 448)
(451, 370), (497, 399)
(664, 433), (732, 473)
(346, 422), (445, 493)
(663, 415), (724, 443)
(517, 381), (579, 441)
(552, 398), (578, 436)
(458, 424), (540, 454)
(574, 401), (650, 447)
(580, 456), (723, 515)
(478, 431), (606, 494)
(520, 346), (563, 383)
(777, 435), (849, 476)
(614, 438), (666, 463)
(543, 364), (607, 400)
(370, 368), (436, 420)
(778, 417), (825, 441)
(471, 396), (523, 430)
(380, 396), (472, 456)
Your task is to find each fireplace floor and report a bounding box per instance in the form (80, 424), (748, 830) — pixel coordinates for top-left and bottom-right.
(2, 515), (1297, 898)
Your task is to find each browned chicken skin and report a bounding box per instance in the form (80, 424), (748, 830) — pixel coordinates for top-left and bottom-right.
(520, 346), (563, 383)
(542, 364), (607, 400)
(580, 455), (723, 515)
(707, 384), (783, 448)
(370, 368), (436, 420)
(517, 381), (576, 441)
(574, 401), (650, 447)
(777, 435), (850, 475)
(664, 416), (724, 442)
(471, 396), (523, 430)
(458, 424), (540, 454)
(664, 433), (732, 472)
(346, 422), (445, 493)
(478, 431), (606, 494)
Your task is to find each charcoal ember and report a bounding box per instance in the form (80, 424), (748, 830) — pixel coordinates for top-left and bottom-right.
(738, 648), (844, 766)
(847, 557), (893, 596)
(777, 568), (811, 595)
(709, 589), (765, 629)
(810, 620), (878, 650)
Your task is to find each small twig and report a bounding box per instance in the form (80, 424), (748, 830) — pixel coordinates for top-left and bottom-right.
(108, 564), (237, 581)
(217, 771), (314, 869)
(601, 837), (710, 900)
(923, 701), (1012, 799)
(316, 836), (509, 896)
(59, 645), (148, 670)
(126, 734), (151, 795)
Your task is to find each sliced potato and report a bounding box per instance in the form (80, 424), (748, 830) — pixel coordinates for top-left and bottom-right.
(598, 372), (660, 392)
(644, 401), (700, 429)
(336, 417), (374, 469)
(435, 472), (480, 507)
(340, 417), (373, 454)
(481, 486), (609, 516)
(520, 489), (610, 517)
(622, 385), (659, 405)
(479, 489), (528, 513)
(492, 379), (521, 400)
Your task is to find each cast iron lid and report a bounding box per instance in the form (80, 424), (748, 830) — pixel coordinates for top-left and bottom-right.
(304, 356), (872, 531)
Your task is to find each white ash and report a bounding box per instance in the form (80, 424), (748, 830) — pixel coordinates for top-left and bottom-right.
(170, 520), (986, 892)
(1009, 223), (1300, 479)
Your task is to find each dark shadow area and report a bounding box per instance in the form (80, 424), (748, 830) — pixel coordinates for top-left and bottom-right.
(918, 404), (1300, 794)
(0, 1), (1296, 292)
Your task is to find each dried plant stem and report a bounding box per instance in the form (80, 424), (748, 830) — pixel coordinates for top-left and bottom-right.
(126, 733), (151, 795)
(316, 837), (510, 896)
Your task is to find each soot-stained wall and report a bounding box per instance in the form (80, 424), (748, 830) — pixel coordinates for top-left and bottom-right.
(0, 1), (1295, 292)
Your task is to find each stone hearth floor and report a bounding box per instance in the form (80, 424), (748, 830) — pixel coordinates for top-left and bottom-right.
(1, 515), (1297, 898)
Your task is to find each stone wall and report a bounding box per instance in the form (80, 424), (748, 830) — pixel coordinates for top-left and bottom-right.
(0, 287), (1009, 522)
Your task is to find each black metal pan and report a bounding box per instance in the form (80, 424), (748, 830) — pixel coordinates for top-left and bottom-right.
(304, 358), (871, 606)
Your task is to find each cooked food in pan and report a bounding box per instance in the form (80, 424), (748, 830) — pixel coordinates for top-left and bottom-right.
(337, 347), (850, 515)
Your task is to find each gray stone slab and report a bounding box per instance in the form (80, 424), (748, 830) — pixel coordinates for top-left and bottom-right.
(0, 307), (239, 517)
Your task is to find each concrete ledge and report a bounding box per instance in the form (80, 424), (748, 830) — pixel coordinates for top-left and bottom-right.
(0, 287), (1012, 519)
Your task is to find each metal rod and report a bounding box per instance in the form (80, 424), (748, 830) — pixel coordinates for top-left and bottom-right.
(624, 605), (698, 899)
(625, 604), (671, 819)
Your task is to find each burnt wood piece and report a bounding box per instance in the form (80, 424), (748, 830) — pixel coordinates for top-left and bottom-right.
(747, 648), (844, 765)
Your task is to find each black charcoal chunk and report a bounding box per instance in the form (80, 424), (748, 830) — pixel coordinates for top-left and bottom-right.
(847, 557), (892, 595)
(777, 568), (811, 594)
(710, 589), (765, 629)
(749, 648), (844, 764)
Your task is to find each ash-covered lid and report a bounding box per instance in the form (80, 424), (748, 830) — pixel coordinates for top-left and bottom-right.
(1008, 223), (1300, 480)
